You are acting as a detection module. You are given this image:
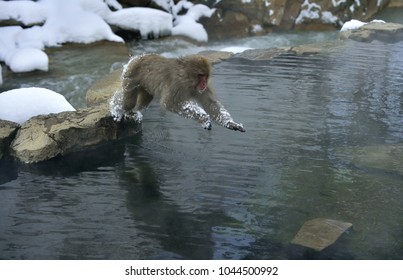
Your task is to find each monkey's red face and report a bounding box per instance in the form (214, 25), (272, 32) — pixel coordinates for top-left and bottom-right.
(197, 74), (208, 93)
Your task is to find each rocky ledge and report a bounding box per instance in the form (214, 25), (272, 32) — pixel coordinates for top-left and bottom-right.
(0, 103), (140, 164)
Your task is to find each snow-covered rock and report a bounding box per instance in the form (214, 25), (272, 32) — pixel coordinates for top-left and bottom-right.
(0, 87), (75, 124)
(106, 7), (172, 39)
(340, 20), (403, 42)
(340, 19), (368, 32)
(154, 0), (216, 42)
(7, 48), (49, 73)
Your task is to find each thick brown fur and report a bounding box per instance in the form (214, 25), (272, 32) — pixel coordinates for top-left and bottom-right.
(121, 54), (245, 132)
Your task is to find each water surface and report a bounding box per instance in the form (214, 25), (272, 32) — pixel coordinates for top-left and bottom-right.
(1, 37), (402, 259)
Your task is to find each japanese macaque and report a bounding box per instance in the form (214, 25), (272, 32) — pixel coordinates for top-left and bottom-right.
(110, 54), (245, 132)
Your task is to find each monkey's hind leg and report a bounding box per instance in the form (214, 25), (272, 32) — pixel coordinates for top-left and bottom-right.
(135, 90), (153, 110)
(122, 86), (139, 112)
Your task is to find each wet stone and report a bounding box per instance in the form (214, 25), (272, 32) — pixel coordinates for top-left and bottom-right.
(0, 120), (20, 160)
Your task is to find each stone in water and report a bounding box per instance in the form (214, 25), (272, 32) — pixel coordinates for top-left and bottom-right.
(291, 218), (352, 251)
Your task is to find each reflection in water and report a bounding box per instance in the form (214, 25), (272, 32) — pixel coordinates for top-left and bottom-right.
(0, 40), (402, 259)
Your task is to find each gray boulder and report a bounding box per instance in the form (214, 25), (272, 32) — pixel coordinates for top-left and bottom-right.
(10, 105), (141, 164)
(0, 120), (20, 160)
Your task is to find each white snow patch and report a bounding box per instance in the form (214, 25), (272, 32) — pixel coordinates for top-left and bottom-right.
(340, 19), (366, 31)
(340, 19), (386, 32)
(332, 0), (348, 7)
(0, 87), (75, 124)
(220, 46), (253, 54)
(371, 19), (386, 24)
(7, 48), (49, 73)
(321, 11), (338, 24)
(0, 0), (48, 25)
(106, 7), (173, 39)
(152, 0), (174, 12)
(105, 0), (122, 10)
(172, 3), (216, 42)
(252, 24), (263, 34)
(295, 0), (321, 25)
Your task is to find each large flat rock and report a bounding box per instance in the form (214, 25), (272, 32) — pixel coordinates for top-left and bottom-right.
(10, 105), (141, 163)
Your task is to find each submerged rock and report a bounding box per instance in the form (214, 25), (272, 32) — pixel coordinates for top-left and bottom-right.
(10, 105), (141, 164)
(236, 47), (292, 60)
(0, 120), (20, 160)
(291, 218), (352, 251)
(338, 144), (403, 175)
(197, 50), (234, 64)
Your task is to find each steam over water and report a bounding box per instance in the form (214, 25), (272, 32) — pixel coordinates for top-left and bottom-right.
(1, 34), (403, 259)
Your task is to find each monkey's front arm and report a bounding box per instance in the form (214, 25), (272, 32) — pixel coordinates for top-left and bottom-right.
(176, 101), (212, 130)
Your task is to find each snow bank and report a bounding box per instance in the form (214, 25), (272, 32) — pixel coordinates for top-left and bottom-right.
(7, 48), (49, 73)
(106, 7), (172, 39)
(0, 0), (48, 25)
(0, 87), (75, 124)
(155, 0), (216, 42)
(340, 19), (366, 31)
(0, 0), (123, 73)
(0, 0), (215, 73)
(0, 0), (214, 73)
(340, 19), (386, 32)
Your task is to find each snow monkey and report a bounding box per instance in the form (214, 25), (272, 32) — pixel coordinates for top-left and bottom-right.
(112, 54), (245, 132)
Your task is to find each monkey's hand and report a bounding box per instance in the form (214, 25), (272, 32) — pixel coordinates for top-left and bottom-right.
(225, 121), (246, 132)
(201, 120), (212, 130)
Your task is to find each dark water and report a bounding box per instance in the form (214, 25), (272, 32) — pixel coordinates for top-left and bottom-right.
(1, 39), (403, 259)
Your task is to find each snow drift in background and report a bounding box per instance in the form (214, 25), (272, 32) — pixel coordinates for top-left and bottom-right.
(0, 0), (215, 73)
(106, 7), (172, 39)
(0, 87), (76, 124)
(340, 19), (386, 32)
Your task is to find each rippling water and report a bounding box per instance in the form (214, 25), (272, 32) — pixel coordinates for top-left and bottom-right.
(1, 37), (402, 259)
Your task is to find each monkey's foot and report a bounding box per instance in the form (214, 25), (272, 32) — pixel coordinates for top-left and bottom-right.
(225, 121), (245, 132)
(123, 111), (143, 123)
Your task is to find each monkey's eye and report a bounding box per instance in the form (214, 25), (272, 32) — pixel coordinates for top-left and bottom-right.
(198, 74), (207, 80)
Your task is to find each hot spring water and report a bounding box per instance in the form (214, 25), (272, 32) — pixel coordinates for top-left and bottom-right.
(0, 31), (402, 259)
